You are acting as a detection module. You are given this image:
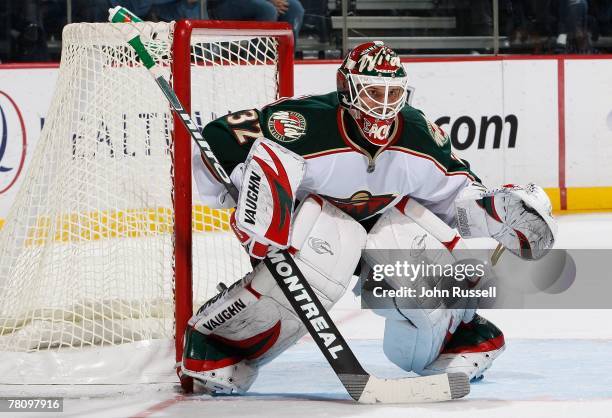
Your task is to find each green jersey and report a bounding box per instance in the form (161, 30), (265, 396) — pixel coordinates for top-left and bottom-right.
(193, 92), (479, 223)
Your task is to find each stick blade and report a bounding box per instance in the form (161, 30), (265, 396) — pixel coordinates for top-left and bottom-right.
(356, 372), (470, 404)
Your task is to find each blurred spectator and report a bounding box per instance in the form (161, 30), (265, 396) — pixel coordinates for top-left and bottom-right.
(590, 0), (612, 38)
(555, 0), (590, 53)
(208, 0), (304, 41)
(42, 0), (72, 39)
(74, 0), (113, 22)
(498, 0), (516, 37)
(452, 0), (493, 36)
(300, 0), (330, 43)
(508, 0), (528, 42)
(530, 0), (554, 38)
(507, 0), (553, 43)
(109, 0), (202, 21)
(507, 1), (556, 52)
(9, 0), (49, 61)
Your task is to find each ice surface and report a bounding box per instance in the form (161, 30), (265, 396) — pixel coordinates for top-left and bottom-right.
(5, 338), (612, 418)
(1, 213), (611, 417)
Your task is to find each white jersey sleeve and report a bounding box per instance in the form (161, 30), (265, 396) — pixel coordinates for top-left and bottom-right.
(192, 143), (245, 209)
(409, 169), (472, 227)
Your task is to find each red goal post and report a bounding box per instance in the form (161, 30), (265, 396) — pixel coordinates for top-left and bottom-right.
(171, 20), (294, 391)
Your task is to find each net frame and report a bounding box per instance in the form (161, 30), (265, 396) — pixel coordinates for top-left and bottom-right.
(173, 20), (293, 391)
(0, 19), (293, 388)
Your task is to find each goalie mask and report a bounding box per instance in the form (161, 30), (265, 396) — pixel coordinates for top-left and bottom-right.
(337, 41), (408, 146)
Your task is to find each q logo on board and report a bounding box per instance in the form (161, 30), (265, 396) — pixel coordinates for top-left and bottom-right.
(0, 91), (27, 195)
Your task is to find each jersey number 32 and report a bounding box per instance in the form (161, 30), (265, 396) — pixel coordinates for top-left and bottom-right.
(225, 109), (262, 145)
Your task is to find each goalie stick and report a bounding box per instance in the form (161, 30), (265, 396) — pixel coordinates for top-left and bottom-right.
(109, 7), (469, 403)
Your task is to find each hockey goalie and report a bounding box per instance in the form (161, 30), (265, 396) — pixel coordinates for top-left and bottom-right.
(180, 41), (557, 394)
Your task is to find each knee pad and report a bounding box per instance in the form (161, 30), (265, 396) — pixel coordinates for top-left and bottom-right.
(382, 308), (465, 374)
(365, 208), (474, 373)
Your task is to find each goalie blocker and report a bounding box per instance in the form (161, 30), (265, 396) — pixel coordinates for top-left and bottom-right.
(232, 138), (306, 259)
(181, 196), (367, 393)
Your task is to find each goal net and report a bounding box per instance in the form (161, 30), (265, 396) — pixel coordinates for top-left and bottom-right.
(0, 20), (293, 384)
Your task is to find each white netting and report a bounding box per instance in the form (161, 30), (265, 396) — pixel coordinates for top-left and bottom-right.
(0, 21), (282, 354)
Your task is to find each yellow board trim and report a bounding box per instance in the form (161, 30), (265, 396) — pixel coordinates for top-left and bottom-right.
(0, 205), (233, 245)
(544, 186), (612, 213)
(1, 188), (611, 238)
(543, 187), (561, 212)
(566, 187), (612, 211)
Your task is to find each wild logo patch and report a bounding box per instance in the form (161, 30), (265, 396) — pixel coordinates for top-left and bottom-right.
(426, 119), (449, 147)
(267, 111), (307, 143)
(322, 190), (397, 221)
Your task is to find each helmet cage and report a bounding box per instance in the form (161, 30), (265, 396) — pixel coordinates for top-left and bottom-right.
(345, 73), (408, 120)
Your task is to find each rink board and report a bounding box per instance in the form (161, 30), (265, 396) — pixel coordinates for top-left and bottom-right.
(294, 56), (612, 211)
(1, 56), (612, 220)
